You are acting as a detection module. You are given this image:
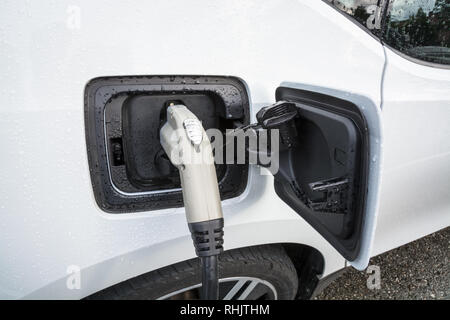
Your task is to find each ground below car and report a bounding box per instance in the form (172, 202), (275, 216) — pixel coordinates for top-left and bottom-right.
(315, 227), (449, 300)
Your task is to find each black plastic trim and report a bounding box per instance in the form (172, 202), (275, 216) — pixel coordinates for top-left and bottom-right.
(275, 87), (370, 262)
(383, 44), (450, 70)
(321, 0), (385, 43)
(84, 75), (250, 213)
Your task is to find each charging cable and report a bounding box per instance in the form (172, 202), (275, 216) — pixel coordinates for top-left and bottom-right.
(160, 104), (224, 300)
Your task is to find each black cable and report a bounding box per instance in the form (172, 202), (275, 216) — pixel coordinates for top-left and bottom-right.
(200, 255), (219, 300)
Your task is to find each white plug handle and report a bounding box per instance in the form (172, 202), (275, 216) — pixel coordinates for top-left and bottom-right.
(160, 105), (223, 224)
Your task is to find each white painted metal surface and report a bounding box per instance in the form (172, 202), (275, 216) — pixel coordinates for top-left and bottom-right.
(373, 47), (450, 255)
(0, 0), (447, 299)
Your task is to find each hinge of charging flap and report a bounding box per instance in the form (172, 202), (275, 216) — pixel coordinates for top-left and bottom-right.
(307, 177), (349, 213)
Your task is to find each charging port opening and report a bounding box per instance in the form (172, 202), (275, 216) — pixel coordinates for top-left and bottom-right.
(85, 75), (250, 213)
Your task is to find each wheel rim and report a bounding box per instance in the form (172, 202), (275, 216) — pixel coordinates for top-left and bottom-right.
(157, 276), (278, 300)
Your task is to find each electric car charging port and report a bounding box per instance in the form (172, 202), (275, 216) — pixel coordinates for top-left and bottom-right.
(84, 76), (250, 213)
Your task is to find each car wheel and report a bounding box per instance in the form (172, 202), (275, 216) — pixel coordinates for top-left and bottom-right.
(88, 244), (298, 300)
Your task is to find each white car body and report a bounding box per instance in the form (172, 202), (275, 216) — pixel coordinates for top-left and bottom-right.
(0, 0), (448, 299)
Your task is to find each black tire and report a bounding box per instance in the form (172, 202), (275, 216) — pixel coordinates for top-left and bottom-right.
(87, 244), (298, 300)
